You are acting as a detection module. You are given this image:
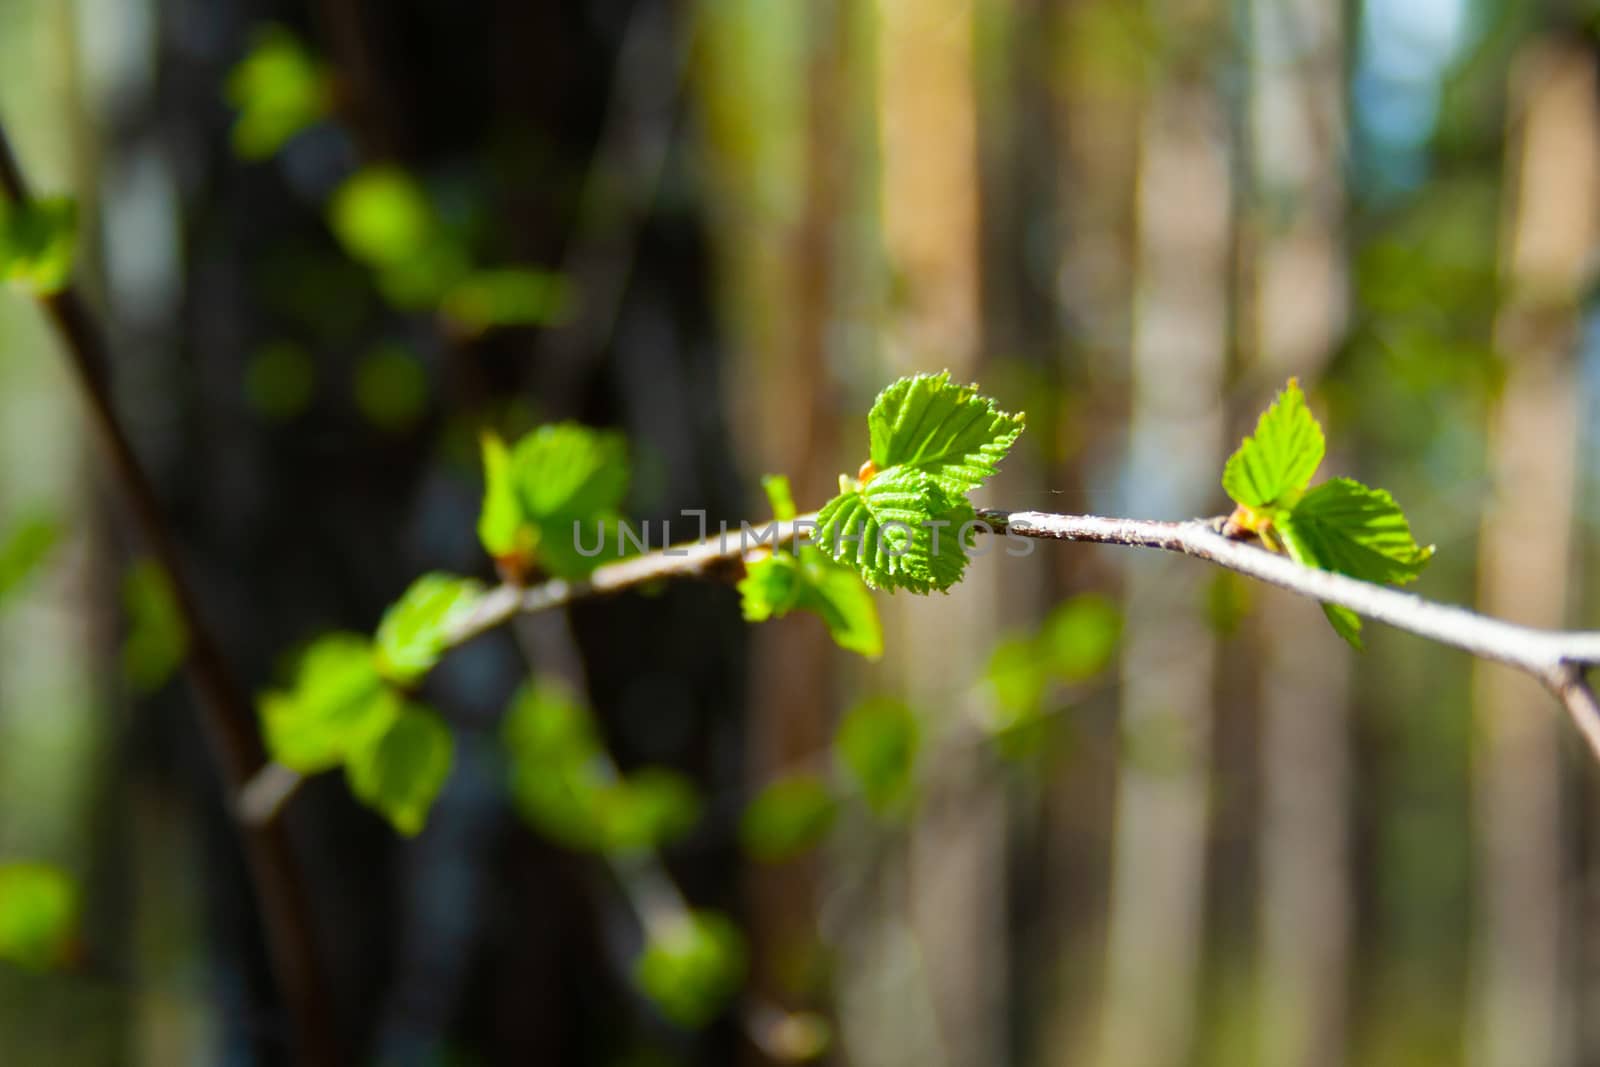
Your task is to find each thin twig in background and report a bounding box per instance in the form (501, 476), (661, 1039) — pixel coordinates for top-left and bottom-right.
(0, 119), (337, 1067)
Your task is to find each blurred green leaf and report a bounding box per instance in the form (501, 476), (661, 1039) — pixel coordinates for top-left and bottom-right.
(835, 697), (920, 817)
(244, 341), (317, 419)
(345, 704), (454, 836)
(741, 774), (837, 862)
(1278, 478), (1434, 649)
(0, 863), (78, 971)
(760, 473), (797, 522)
(0, 514), (59, 606)
(225, 25), (331, 160)
(502, 680), (698, 853)
(441, 268), (573, 334)
(478, 432), (527, 562)
(1204, 571), (1253, 637)
(331, 168), (437, 269)
(1222, 378), (1324, 511)
(121, 560), (188, 694)
(634, 910), (747, 1028)
(867, 371), (1025, 496)
(373, 573), (485, 685)
(260, 633), (399, 773)
(354, 344), (429, 431)
(0, 197), (76, 295)
(1042, 593), (1121, 682)
(985, 635), (1049, 719)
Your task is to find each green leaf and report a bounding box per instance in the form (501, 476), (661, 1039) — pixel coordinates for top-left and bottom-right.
(738, 554), (804, 623)
(0, 198), (76, 294)
(741, 774), (837, 862)
(634, 910), (747, 1029)
(867, 371), (1024, 494)
(598, 770), (702, 853)
(121, 560), (188, 695)
(814, 466), (975, 593)
(225, 25), (331, 160)
(354, 344), (429, 432)
(0, 864), (78, 971)
(373, 573), (485, 685)
(738, 546), (883, 659)
(260, 633), (399, 773)
(796, 553), (883, 658)
(835, 697), (920, 817)
(0, 514), (58, 606)
(478, 432), (526, 560)
(1277, 477), (1434, 648)
(1042, 593), (1121, 682)
(1222, 378), (1325, 510)
(345, 704), (454, 836)
(760, 474), (797, 522)
(513, 422), (629, 523)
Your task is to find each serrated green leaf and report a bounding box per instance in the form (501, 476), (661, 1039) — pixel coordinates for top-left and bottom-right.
(122, 560), (188, 695)
(835, 697), (920, 817)
(0, 198), (76, 295)
(373, 573), (485, 685)
(225, 25), (331, 160)
(345, 704), (453, 836)
(634, 910), (747, 1029)
(741, 774), (838, 862)
(1222, 379), (1325, 510)
(513, 422), (629, 522)
(260, 633), (399, 773)
(867, 371), (1024, 494)
(478, 432), (526, 560)
(1277, 477), (1434, 648)
(814, 467), (975, 593)
(0, 514), (58, 606)
(760, 473), (797, 522)
(0, 863), (78, 971)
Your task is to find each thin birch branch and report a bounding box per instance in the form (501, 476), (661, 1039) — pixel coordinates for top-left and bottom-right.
(427, 508), (1600, 761)
(0, 120), (338, 1066)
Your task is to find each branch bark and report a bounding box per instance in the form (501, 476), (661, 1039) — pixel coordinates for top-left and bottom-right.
(436, 509), (1600, 762)
(0, 122), (337, 1066)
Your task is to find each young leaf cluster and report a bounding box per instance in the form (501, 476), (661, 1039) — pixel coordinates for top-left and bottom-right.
(814, 373), (1023, 593)
(738, 475), (882, 659)
(1223, 380), (1433, 646)
(479, 423), (630, 581)
(259, 573), (481, 835)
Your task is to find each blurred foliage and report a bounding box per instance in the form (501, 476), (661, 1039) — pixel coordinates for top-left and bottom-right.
(353, 344), (429, 432)
(740, 773), (837, 863)
(980, 593), (1121, 758)
(634, 910), (747, 1029)
(502, 680), (700, 854)
(261, 633), (399, 774)
(224, 25), (331, 160)
(244, 341), (317, 420)
(834, 697), (920, 818)
(0, 513), (57, 606)
(0, 864), (78, 971)
(0, 197), (75, 295)
(120, 560), (187, 695)
(344, 704), (454, 837)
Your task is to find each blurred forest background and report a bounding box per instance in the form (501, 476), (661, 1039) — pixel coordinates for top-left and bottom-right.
(2, 0), (1600, 1064)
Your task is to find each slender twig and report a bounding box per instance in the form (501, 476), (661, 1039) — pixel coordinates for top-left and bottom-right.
(0, 122), (337, 1065)
(419, 508), (1600, 762)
